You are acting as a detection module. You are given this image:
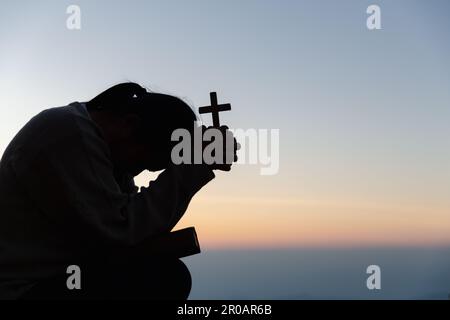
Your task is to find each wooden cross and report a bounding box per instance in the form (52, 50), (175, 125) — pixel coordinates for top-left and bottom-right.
(199, 92), (231, 127)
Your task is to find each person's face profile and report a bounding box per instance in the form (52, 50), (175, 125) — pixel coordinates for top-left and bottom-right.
(123, 117), (172, 174)
(137, 141), (171, 173)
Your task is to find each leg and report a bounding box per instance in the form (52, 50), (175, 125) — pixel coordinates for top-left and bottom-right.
(20, 257), (191, 300)
(95, 257), (192, 300)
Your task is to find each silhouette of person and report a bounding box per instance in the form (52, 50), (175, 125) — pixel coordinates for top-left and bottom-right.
(0, 83), (237, 300)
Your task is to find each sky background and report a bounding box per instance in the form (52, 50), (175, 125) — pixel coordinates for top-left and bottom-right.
(1, 0), (450, 298)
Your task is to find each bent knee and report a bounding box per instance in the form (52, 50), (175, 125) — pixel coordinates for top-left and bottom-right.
(169, 259), (192, 300)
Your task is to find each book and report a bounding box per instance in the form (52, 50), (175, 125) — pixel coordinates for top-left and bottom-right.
(122, 227), (201, 259)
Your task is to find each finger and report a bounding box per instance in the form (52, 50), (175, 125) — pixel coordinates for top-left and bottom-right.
(214, 164), (232, 171)
(235, 140), (241, 151)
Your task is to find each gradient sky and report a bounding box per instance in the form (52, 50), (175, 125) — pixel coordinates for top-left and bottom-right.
(1, 0), (449, 249)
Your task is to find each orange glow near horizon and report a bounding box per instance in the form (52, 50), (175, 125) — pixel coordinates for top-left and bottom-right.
(133, 169), (450, 250)
(174, 195), (450, 250)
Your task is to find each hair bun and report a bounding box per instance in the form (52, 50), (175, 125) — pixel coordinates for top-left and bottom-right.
(87, 82), (147, 110)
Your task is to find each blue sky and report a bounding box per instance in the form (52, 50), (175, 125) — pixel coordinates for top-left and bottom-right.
(1, 1), (449, 207)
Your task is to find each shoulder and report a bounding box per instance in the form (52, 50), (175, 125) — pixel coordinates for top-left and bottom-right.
(30, 102), (92, 139)
(4, 103), (106, 160)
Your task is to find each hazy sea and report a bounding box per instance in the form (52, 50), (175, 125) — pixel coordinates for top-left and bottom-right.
(183, 247), (450, 299)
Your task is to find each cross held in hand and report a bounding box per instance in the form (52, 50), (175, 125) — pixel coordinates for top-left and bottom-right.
(199, 92), (231, 127)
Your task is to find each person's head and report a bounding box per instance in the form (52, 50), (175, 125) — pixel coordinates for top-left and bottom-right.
(86, 82), (197, 175)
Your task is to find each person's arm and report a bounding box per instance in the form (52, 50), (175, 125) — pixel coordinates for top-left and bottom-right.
(11, 114), (214, 249)
(126, 164), (214, 242)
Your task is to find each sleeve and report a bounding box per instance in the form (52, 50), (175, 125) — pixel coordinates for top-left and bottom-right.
(11, 113), (215, 248)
